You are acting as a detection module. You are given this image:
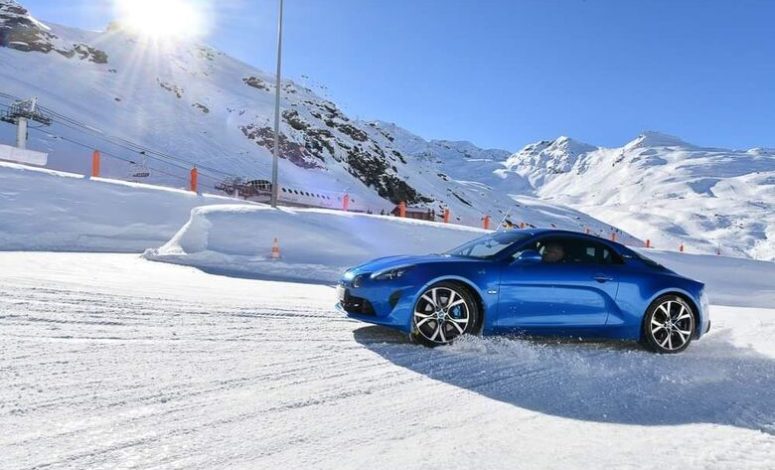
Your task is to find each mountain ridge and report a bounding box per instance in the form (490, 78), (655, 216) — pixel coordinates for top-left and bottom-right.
(0, 0), (772, 260)
(0, 0), (635, 241)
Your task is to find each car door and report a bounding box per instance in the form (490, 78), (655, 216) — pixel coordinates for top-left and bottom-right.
(495, 235), (621, 329)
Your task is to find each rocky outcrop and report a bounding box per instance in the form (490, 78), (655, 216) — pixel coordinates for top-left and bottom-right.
(0, 1), (108, 63)
(56, 43), (108, 63)
(157, 79), (183, 98)
(192, 103), (209, 114)
(345, 145), (430, 204)
(0, 0), (56, 53)
(240, 124), (324, 169)
(243, 76), (270, 91)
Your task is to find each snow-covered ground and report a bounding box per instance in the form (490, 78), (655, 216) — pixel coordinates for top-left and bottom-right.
(0, 161), (251, 252)
(1, 252), (773, 469)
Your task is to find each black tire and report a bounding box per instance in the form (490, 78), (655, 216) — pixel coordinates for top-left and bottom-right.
(410, 281), (480, 347)
(641, 294), (695, 354)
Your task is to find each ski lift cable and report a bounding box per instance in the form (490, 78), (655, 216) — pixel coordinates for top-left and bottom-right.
(35, 103), (243, 178)
(0, 92), (272, 186)
(27, 122), (233, 187)
(0, 90), (247, 180)
(28, 127), (190, 183)
(42, 116), (231, 178)
(3, 92), (276, 191)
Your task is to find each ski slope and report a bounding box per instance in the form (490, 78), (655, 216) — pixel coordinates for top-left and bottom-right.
(1, 252), (773, 469)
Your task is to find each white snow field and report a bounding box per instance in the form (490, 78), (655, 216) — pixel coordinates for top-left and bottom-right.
(1, 252), (774, 470)
(0, 161), (251, 252)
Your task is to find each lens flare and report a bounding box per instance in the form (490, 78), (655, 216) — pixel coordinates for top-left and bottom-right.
(114, 0), (207, 39)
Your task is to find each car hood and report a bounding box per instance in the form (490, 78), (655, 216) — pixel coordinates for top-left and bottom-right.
(346, 253), (485, 276)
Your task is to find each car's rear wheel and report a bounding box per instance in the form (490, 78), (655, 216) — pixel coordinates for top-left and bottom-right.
(641, 295), (695, 354)
(410, 282), (479, 347)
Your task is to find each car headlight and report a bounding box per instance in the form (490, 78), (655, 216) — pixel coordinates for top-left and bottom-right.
(371, 265), (414, 281)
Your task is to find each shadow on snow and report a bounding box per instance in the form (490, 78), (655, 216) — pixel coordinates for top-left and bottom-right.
(354, 325), (775, 434)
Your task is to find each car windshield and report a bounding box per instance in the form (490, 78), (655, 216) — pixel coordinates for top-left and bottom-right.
(445, 231), (531, 259)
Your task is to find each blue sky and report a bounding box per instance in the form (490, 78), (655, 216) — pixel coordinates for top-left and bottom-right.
(22, 0), (775, 150)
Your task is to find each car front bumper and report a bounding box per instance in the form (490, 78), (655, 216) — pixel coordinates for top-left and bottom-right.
(336, 281), (415, 332)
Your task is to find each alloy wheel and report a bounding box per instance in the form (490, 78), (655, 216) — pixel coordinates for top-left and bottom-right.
(649, 299), (694, 352)
(413, 286), (470, 344)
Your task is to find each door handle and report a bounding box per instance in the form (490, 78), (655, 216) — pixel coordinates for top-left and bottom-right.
(593, 274), (614, 283)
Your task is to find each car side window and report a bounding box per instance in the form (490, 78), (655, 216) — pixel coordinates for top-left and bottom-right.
(516, 236), (623, 265)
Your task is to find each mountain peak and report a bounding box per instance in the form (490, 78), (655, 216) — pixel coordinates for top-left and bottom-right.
(547, 135), (597, 155)
(1, 0), (59, 53)
(625, 131), (693, 150)
(0, 0), (47, 28)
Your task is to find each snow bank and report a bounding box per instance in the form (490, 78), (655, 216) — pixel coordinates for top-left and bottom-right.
(0, 161), (247, 252)
(638, 249), (775, 308)
(145, 203), (775, 306)
(144, 205), (486, 283)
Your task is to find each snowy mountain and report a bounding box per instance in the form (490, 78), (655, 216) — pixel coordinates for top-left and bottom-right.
(1, 1), (771, 259)
(0, 0), (627, 236)
(503, 132), (775, 260)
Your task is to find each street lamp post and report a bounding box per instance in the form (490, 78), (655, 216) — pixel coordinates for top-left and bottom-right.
(270, 0), (284, 208)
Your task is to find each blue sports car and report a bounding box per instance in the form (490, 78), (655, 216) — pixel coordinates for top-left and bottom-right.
(337, 229), (710, 353)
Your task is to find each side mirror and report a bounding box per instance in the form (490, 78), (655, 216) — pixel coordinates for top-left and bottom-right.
(514, 249), (542, 265)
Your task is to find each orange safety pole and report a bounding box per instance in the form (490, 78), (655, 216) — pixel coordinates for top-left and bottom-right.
(271, 237), (281, 260)
(91, 150), (101, 177)
(398, 201), (406, 218)
(482, 215), (490, 230)
(645, 239), (651, 248)
(585, 227), (590, 234)
(443, 208), (450, 224)
(189, 167), (198, 192)
(343, 193), (350, 211)
(611, 232), (616, 242)
(679, 243), (684, 253)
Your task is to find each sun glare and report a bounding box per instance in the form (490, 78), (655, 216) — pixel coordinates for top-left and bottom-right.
(115, 0), (206, 39)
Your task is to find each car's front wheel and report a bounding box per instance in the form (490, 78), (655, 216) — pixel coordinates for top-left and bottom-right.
(410, 282), (479, 347)
(642, 295), (696, 353)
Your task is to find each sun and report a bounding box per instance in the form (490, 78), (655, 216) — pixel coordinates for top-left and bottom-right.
(114, 0), (206, 39)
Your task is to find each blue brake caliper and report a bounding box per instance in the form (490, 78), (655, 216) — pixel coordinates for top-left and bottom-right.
(450, 305), (462, 319)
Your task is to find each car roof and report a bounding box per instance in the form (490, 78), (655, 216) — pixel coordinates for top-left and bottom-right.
(507, 228), (627, 249)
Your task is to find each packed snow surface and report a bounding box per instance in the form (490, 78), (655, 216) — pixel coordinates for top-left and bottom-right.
(1, 252), (773, 469)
